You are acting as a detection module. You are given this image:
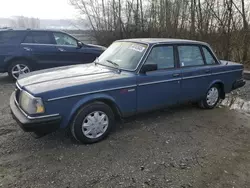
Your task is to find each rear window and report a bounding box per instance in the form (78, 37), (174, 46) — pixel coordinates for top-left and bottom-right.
(0, 31), (25, 44)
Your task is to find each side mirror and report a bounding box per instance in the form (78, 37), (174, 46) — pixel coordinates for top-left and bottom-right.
(140, 64), (158, 74)
(77, 41), (83, 48)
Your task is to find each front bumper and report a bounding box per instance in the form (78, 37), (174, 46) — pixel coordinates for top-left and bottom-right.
(10, 92), (61, 133)
(232, 79), (246, 90)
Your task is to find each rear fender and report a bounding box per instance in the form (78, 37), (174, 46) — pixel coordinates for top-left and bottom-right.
(5, 56), (36, 69)
(207, 79), (225, 99)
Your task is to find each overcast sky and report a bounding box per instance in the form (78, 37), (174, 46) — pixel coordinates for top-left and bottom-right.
(0, 0), (78, 19)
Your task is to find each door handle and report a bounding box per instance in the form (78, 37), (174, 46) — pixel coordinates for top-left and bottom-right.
(58, 47), (66, 52)
(205, 69), (211, 73)
(172, 73), (180, 77)
(23, 47), (32, 51)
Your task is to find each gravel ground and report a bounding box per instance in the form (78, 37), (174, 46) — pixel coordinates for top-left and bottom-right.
(231, 79), (250, 101)
(0, 73), (250, 188)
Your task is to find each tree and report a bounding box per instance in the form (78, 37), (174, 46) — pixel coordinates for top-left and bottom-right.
(70, 0), (250, 65)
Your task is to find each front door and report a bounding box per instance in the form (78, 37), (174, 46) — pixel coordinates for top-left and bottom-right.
(52, 32), (98, 65)
(137, 45), (181, 113)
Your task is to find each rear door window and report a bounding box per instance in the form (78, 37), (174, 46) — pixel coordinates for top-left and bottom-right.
(23, 31), (53, 44)
(178, 45), (205, 67)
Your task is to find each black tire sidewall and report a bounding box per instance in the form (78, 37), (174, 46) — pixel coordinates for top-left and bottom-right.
(203, 85), (220, 109)
(7, 61), (32, 80)
(71, 102), (115, 144)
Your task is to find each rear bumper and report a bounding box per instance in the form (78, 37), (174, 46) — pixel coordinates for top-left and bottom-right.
(232, 79), (246, 90)
(10, 92), (61, 133)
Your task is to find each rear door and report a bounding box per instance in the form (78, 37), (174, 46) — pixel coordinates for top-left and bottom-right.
(178, 45), (211, 102)
(21, 31), (59, 70)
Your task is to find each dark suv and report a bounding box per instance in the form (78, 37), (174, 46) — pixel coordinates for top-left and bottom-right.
(0, 29), (106, 79)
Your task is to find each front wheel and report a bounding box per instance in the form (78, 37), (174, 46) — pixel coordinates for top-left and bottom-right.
(70, 102), (115, 144)
(199, 85), (220, 109)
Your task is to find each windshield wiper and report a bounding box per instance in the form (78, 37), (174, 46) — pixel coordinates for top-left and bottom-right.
(106, 60), (120, 68)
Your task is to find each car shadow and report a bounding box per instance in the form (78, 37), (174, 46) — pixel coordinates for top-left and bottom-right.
(35, 104), (199, 147)
(0, 73), (14, 84)
(113, 103), (197, 132)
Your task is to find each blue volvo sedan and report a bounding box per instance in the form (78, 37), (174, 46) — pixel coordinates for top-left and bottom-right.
(10, 38), (245, 144)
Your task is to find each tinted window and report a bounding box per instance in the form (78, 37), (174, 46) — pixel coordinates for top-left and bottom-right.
(145, 45), (175, 69)
(53, 32), (77, 46)
(178, 45), (205, 67)
(202, 47), (217, 65)
(23, 32), (52, 44)
(23, 34), (33, 43)
(0, 31), (24, 44)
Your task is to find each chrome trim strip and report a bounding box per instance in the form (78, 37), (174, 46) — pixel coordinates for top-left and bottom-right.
(47, 69), (243, 101)
(21, 43), (78, 48)
(138, 78), (180, 86)
(21, 43), (57, 46)
(27, 114), (60, 120)
(47, 85), (137, 101)
(182, 74), (209, 80)
(14, 97), (59, 120)
(211, 69), (243, 75)
(16, 82), (22, 90)
(182, 69), (243, 80)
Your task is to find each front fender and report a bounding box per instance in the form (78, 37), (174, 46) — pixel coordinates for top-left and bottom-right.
(61, 93), (119, 128)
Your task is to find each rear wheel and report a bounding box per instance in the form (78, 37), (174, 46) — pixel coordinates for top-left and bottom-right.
(8, 61), (31, 80)
(70, 102), (115, 144)
(199, 85), (220, 109)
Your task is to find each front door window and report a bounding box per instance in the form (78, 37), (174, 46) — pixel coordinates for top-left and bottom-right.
(144, 45), (175, 69)
(53, 32), (78, 46)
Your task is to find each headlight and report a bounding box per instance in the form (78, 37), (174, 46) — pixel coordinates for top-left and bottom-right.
(19, 91), (45, 114)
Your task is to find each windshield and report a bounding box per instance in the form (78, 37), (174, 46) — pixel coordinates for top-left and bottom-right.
(97, 41), (148, 71)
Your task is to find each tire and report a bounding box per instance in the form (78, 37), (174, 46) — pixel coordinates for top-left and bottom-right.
(199, 84), (221, 109)
(70, 102), (115, 144)
(7, 60), (32, 80)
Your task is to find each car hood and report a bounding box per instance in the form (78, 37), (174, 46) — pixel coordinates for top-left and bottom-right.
(17, 63), (132, 97)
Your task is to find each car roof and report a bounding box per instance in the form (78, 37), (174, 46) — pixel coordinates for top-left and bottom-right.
(117, 38), (208, 45)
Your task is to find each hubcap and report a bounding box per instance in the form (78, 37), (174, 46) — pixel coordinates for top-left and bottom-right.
(11, 64), (30, 79)
(82, 111), (109, 139)
(206, 87), (219, 106)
